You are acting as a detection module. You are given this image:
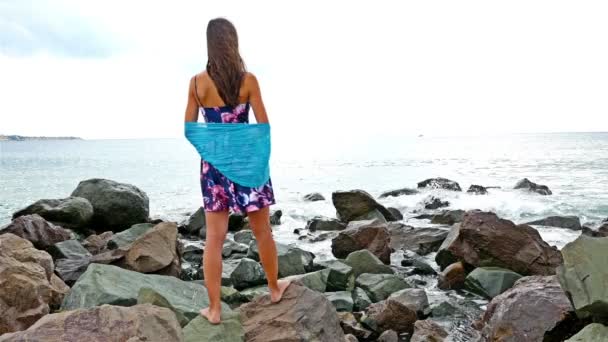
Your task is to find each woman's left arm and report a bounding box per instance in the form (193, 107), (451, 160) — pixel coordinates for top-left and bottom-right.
(184, 76), (199, 122)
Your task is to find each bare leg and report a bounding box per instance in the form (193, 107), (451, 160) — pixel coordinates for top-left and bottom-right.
(199, 210), (229, 324)
(248, 206), (291, 302)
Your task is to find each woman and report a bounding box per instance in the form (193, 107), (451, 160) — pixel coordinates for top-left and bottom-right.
(183, 18), (290, 324)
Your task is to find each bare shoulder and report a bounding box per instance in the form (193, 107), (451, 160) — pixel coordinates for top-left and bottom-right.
(243, 72), (259, 88)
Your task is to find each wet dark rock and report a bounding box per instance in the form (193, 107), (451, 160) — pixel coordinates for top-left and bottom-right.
(325, 291), (354, 312)
(525, 215), (582, 230)
(438, 261), (466, 290)
(309, 231), (335, 242)
(424, 196), (450, 210)
(332, 189), (393, 222)
(353, 287), (373, 311)
(222, 239), (249, 258)
(233, 229), (255, 245)
(55, 256), (91, 286)
(12, 197), (94, 229)
(222, 258), (266, 290)
(181, 244), (203, 264)
(514, 178), (552, 195)
(379, 187), (419, 198)
(71, 178), (150, 230)
(401, 251), (436, 275)
(388, 223), (449, 255)
(417, 178), (462, 191)
(431, 210), (465, 225)
(178, 207), (205, 238)
(435, 211), (563, 275)
(270, 209), (282, 226)
(565, 323), (608, 342)
(411, 320), (448, 342)
(467, 185), (488, 195)
(581, 224), (608, 237)
(0, 214), (71, 250)
(303, 192), (325, 201)
(464, 267), (522, 299)
(331, 219), (392, 264)
(356, 273), (410, 303)
(228, 212), (246, 231)
(339, 312), (375, 340)
(316, 259), (355, 291)
(306, 216), (347, 231)
(386, 207), (403, 221)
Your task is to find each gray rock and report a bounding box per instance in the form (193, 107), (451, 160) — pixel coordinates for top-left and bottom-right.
(410, 320), (448, 342)
(565, 323), (608, 342)
(332, 219), (392, 264)
(137, 287), (189, 327)
(513, 178), (552, 195)
(388, 288), (430, 317)
(353, 287), (373, 311)
(430, 209), (465, 225)
(401, 251), (436, 275)
(284, 268), (330, 293)
(377, 330), (399, 342)
(270, 210), (282, 226)
(325, 291), (354, 312)
(12, 197), (94, 229)
(181, 244), (203, 264)
(386, 208), (403, 221)
(240, 285), (270, 302)
(466, 185), (488, 195)
(233, 230), (254, 246)
(557, 234), (608, 322)
(71, 178), (150, 230)
(581, 224), (608, 237)
(228, 212), (246, 232)
(303, 192), (325, 201)
(525, 215), (582, 230)
(355, 273), (410, 302)
(305, 216), (347, 231)
(344, 249), (394, 277)
(417, 178), (462, 191)
(182, 311), (244, 342)
(379, 187), (419, 198)
(222, 239), (249, 257)
(222, 258), (266, 290)
(332, 189), (392, 223)
(247, 242), (315, 277)
(179, 207), (206, 238)
(316, 259), (355, 291)
(344, 334), (359, 342)
(107, 223), (154, 249)
(0, 214), (72, 250)
(388, 223), (449, 255)
(339, 312), (374, 340)
(48, 239), (91, 260)
(54, 256), (91, 286)
(423, 196), (449, 210)
(464, 267), (523, 299)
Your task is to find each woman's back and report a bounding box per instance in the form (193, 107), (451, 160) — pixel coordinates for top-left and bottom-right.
(193, 72), (251, 123)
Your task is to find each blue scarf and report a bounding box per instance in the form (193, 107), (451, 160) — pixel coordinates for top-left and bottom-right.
(184, 122), (271, 187)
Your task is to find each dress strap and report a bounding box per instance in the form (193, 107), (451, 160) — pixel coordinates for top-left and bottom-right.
(192, 75), (202, 107)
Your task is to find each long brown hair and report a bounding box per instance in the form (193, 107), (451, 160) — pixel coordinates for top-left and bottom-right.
(206, 18), (246, 107)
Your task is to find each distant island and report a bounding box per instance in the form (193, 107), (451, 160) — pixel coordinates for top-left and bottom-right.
(0, 135), (82, 141)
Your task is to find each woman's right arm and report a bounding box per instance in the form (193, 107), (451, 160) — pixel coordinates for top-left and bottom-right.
(184, 76), (199, 122)
(247, 73), (270, 124)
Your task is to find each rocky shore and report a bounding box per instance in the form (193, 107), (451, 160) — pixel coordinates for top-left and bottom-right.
(0, 177), (606, 341)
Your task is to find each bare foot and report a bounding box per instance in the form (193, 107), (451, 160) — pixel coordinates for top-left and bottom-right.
(199, 307), (221, 324)
(270, 279), (292, 303)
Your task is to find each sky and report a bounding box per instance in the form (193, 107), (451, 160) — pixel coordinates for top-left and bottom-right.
(1, 0), (607, 142)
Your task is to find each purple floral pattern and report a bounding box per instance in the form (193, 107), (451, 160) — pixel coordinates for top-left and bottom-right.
(199, 102), (276, 213)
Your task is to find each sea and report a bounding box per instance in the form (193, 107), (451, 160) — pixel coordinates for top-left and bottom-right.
(1, 132), (608, 259)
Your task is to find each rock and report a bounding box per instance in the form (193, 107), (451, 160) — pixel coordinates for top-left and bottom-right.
(566, 323), (608, 342)
(71, 178), (150, 230)
(388, 223), (449, 255)
(467, 184), (488, 195)
(362, 298), (417, 334)
(388, 288), (430, 317)
(228, 212), (246, 232)
(303, 192), (325, 201)
(332, 189), (392, 222)
(437, 262), (466, 290)
(325, 291), (354, 312)
(182, 311), (244, 342)
(379, 187), (419, 198)
(477, 275), (576, 342)
(423, 196), (449, 210)
(81, 231), (113, 254)
(0, 304), (183, 342)
(182, 243), (204, 263)
(284, 268), (330, 292)
(309, 231), (336, 242)
(107, 222), (155, 249)
(411, 320), (448, 342)
(316, 259), (355, 291)
(11, 197), (94, 229)
(464, 267), (523, 299)
(525, 215), (582, 230)
(355, 273), (410, 302)
(401, 251), (436, 275)
(222, 258), (266, 290)
(377, 330), (399, 342)
(234, 229), (255, 245)
(240, 284), (345, 342)
(386, 207), (403, 221)
(353, 287), (373, 311)
(339, 312), (374, 340)
(557, 234), (608, 322)
(137, 287), (189, 327)
(331, 219), (392, 264)
(0, 214), (71, 250)
(267, 210), (281, 226)
(417, 178), (462, 191)
(61, 263), (225, 322)
(222, 239), (249, 257)
(513, 178), (552, 195)
(54, 256), (91, 286)
(581, 224), (608, 237)
(430, 209), (465, 225)
(48, 239), (91, 260)
(122, 222), (180, 274)
(435, 211), (563, 275)
(344, 249), (394, 277)
(247, 242), (315, 277)
(240, 285), (270, 302)
(0, 233), (66, 334)
(179, 207), (206, 237)
(344, 334), (359, 342)
(306, 216), (347, 231)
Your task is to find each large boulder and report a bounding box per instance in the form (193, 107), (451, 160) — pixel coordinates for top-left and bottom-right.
(122, 222), (180, 274)
(0, 304), (183, 342)
(344, 249), (394, 277)
(388, 288), (430, 318)
(362, 298), (417, 334)
(316, 259), (355, 291)
(410, 320), (448, 342)
(331, 219), (392, 264)
(70, 178), (149, 230)
(306, 216), (347, 231)
(0, 214), (71, 250)
(355, 273), (410, 302)
(565, 323), (608, 342)
(423, 196), (449, 210)
(417, 178), (462, 191)
(240, 284), (345, 342)
(557, 234), (608, 322)
(388, 223), (449, 255)
(467, 185), (488, 195)
(0, 233), (68, 334)
(464, 267), (523, 299)
(284, 269), (330, 293)
(513, 178), (552, 195)
(222, 258), (266, 290)
(435, 211), (563, 275)
(525, 215), (582, 230)
(248, 242), (315, 277)
(476, 276), (576, 342)
(61, 263), (226, 322)
(332, 190), (392, 222)
(11, 197), (93, 229)
(179, 207), (206, 237)
(379, 187), (419, 198)
(182, 312), (244, 342)
(107, 222), (155, 249)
